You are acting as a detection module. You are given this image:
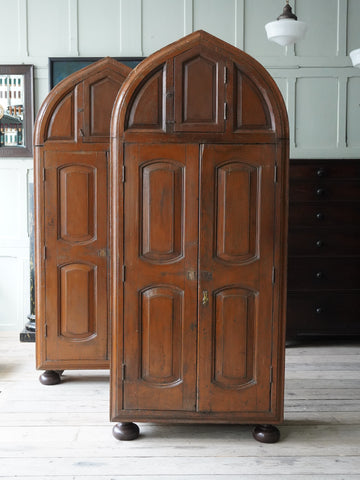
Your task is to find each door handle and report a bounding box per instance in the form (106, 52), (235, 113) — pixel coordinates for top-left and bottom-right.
(202, 290), (209, 306)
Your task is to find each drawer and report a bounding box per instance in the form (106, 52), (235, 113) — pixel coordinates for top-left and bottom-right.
(289, 181), (360, 202)
(290, 161), (360, 181)
(287, 258), (360, 291)
(289, 204), (360, 227)
(286, 292), (360, 336)
(288, 229), (360, 256)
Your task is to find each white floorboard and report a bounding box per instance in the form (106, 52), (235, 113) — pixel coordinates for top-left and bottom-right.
(0, 332), (359, 478)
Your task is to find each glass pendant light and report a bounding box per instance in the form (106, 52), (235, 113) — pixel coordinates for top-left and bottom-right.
(349, 49), (360, 68)
(265, 1), (307, 47)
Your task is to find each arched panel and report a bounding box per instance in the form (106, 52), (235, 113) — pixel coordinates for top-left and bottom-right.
(140, 159), (184, 263)
(234, 69), (272, 130)
(46, 91), (75, 141)
(213, 287), (257, 388)
(34, 57), (132, 145)
(140, 286), (184, 386)
(59, 263), (96, 340)
(58, 164), (96, 244)
(215, 161), (259, 263)
(174, 50), (225, 132)
(127, 66), (165, 131)
(83, 69), (129, 141)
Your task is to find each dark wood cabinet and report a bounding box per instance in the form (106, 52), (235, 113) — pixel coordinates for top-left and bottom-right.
(34, 58), (131, 384)
(110, 31), (288, 443)
(287, 159), (360, 340)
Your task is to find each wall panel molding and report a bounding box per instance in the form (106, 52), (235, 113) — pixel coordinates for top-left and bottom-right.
(184, 0), (193, 36)
(68, 0), (79, 56)
(234, 0), (244, 50)
(120, 0), (143, 55)
(18, 0), (29, 57)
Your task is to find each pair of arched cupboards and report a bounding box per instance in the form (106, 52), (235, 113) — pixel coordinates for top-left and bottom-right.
(34, 31), (289, 443)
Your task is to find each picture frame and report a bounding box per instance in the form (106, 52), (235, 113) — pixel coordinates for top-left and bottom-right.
(49, 57), (144, 89)
(0, 65), (34, 157)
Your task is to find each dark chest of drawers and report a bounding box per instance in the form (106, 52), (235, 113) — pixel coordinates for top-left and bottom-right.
(287, 159), (360, 340)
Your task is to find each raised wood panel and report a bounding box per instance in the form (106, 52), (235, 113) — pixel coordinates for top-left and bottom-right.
(58, 165), (95, 244)
(84, 74), (126, 140)
(140, 286), (183, 385)
(235, 70), (271, 130)
(127, 67), (165, 130)
(183, 56), (216, 123)
(213, 287), (256, 388)
(215, 161), (258, 263)
(59, 263), (96, 340)
(174, 49), (225, 132)
(141, 160), (184, 262)
(47, 91), (75, 141)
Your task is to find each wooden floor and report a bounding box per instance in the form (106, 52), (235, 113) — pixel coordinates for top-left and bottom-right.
(0, 332), (360, 479)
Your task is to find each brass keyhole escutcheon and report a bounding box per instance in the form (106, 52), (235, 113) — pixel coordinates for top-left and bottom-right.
(202, 290), (209, 306)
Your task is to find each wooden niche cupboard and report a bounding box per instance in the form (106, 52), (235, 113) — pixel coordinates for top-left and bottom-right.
(34, 57), (131, 384)
(110, 31), (289, 443)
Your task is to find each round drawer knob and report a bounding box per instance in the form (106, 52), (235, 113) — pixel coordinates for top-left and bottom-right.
(316, 240), (324, 248)
(315, 271), (323, 279)
(316, 212), (324, 220)
(316, 188), (325, 196)
(316, 168), (326, 177)
(315, 307), (323, 314)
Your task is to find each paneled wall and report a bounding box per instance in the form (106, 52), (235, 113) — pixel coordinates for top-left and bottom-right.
(0, 0), (359, 330)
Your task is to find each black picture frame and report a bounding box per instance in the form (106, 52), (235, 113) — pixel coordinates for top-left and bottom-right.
(0, 65), (34, 157)
(49, 57), (144, 89)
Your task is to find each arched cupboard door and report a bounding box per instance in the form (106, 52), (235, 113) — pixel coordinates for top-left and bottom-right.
(34, 58), (132, 384)
(110, 31), (289, 442)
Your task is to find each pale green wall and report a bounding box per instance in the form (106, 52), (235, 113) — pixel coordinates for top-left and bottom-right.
(1, 0), (360, 158)
(1, 0), (360, 330)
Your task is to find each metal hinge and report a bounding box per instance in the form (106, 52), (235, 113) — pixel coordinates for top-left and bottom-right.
(121, 363), (126, 381)
(122, 165), (126, 183)
(45, 324), (48, 337)
(122, 265), (126, 282)
(274, 165), (278, 183)
(224, 102), (228, 120)
(43, 246), (47, 260)
(272, 267), (275, 284)
(43, 167), (46, 181)
(224, 66), (228, 84)
(270, 366), (273, 384)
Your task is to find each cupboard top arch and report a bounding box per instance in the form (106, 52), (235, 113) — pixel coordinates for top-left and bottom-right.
(110, 30), (288, 144)
(34, 57), (132, 147)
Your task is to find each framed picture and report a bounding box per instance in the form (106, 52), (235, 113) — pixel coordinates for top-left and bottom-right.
(49, 57), (144, 89)
(0, 65), (34, 157)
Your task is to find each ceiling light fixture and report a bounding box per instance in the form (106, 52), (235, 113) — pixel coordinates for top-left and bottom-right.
(349, 48), (360, 68)
(265, 1), (307, 47)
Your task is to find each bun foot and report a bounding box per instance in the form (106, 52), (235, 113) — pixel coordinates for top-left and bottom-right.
(39, 370), (62, 385)
(113, 422), (140, 441)
(252, 424), (280, 443)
